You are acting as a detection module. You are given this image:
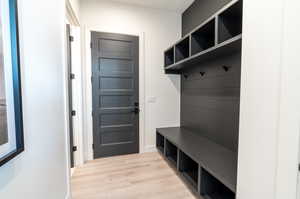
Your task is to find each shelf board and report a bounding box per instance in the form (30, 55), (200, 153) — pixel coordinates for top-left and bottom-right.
(157, 127), (237, 193)
(165, 34), (242, 72)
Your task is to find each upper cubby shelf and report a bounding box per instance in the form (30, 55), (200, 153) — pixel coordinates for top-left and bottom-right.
(175, 37), (190, 62)
(191, 18), (215, 56)
(218, 0), (243, 43)
(164, 0), (243, 74)
(164, 47), (174, 67)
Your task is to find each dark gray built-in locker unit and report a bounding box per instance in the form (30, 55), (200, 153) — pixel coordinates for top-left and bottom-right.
(157, 0), (242, 198)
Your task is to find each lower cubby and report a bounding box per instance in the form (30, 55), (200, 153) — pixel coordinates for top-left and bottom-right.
(179, 151), (199, 189)
(165, 140), (178, 167)
(200, 169), (235, 199)
(157, 127), (237, 198)
(156, 132), (164, 154)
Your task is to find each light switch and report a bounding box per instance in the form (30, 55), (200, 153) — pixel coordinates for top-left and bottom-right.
(148, 97), (157, 103)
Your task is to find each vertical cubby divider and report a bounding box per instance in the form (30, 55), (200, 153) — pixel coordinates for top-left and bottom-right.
(165, 140), (178, 167)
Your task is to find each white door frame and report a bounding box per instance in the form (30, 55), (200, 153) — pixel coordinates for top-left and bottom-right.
(81, 27), (146, 161)
(274, 0), (300, 197)
(237, 0), (300, 197)
(66, 5), (84, 168)
(65, 2), (81, 198)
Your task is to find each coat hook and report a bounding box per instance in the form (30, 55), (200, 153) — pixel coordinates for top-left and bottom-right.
(183, 74), (188, 79)
(200, 72), (205, 76)
(222, 66), (231, 72)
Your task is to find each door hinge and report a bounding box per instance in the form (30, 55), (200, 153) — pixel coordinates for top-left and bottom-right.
(92, 144), (94, 150)
(70, 73), (75, 80)
(90, 43), (92, 48)
(71, 110), (76, 116)
(91, 76), (93, 83)
(72, 146), (78, 152)
(69, 36), (74, 42)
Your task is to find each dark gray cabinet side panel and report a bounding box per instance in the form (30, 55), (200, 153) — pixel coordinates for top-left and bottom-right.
(180, 52), (241, 152)
(182, 0), (232, 36)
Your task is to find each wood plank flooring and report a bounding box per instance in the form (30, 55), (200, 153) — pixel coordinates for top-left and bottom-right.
(71, 152), (198, 199)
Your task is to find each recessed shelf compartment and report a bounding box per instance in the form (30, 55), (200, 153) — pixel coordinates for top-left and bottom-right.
(156, 132), (164, 154)
(175, 37), (190, 62)
(163, 0), (243, 74)
(218, 1), (243, 44)
(165, 140), (178, 167)
(191, 18), (215, 55)
(179, 151), (199, 189)
(200, 169), (235, 199)
(166, 35), (241, 72)
(164, 47), (174, 67)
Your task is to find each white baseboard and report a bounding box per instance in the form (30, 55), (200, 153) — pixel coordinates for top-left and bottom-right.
(65, 193), (71, 199)
(143, 145), (157, 153)
(70, 168), (75, 177)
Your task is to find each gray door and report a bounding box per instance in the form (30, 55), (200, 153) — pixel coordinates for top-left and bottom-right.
(91, 32), (139, 158)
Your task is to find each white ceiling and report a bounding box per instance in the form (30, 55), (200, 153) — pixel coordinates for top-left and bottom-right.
(105, 0), (195, 12)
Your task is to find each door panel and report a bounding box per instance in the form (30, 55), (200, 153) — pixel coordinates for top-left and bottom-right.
(100, 95), (133, 108)
(99, 39), (132, 59)
(91, 32), (139, 158)
(100, 77), (133, 90)
(100, 58), (133, 74)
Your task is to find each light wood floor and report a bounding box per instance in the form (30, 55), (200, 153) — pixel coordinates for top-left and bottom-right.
(71, 152), (198, 199)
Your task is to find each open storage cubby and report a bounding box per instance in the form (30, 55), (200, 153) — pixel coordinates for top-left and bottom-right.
(164, 47), (174, 67)
(156, 132), (165, 154)
(157, 127), (237, 195)
(179, 151), (199, 189)
(165, 140), (178, 167)
(200, 169), (235, 199)
(163, 0), (243, 74)
(191, 18), (215, 55)
(175, 37), (190, 62)
(218, 1), (243, 44)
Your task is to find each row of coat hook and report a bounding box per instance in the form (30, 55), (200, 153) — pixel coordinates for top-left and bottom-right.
(183, 65), (231, 79)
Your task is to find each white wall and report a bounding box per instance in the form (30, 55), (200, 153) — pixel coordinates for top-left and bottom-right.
(0, 0), (69, 198)
(80, 0), (181, 159)
(237, 0), (300, 198)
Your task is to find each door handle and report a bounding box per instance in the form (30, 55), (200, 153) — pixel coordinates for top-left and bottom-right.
(131, 107), (140, 114)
